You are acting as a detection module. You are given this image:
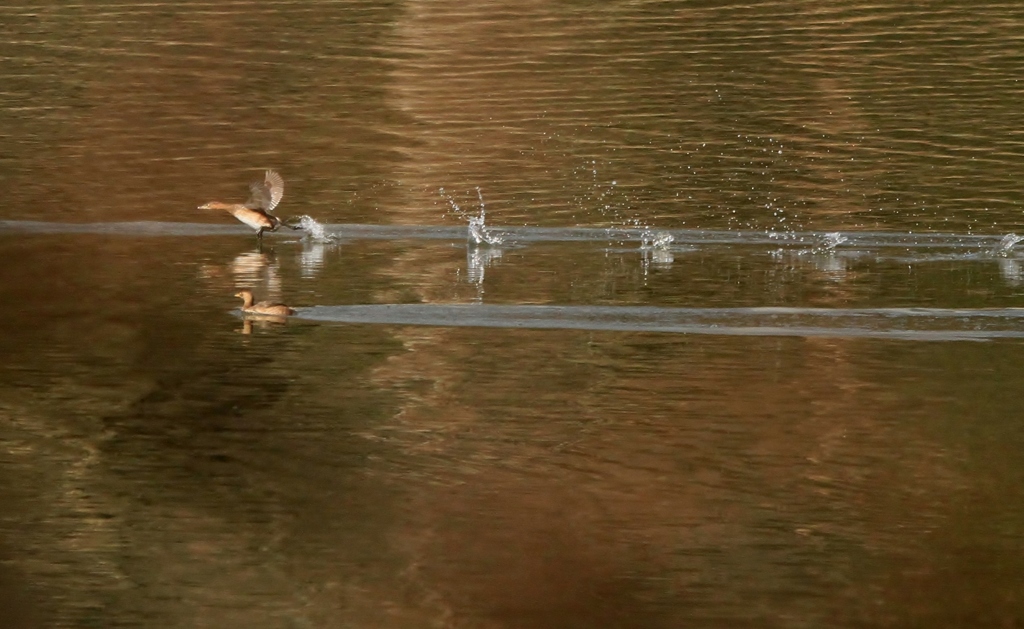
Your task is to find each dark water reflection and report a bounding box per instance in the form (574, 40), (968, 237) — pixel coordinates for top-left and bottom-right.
(3, 232), (1024, 627)
(3, 1), (1024, 627)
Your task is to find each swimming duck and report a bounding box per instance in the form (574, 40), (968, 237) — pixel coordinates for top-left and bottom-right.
(235, 289), (296, 316)
(200, 170), (300, 239)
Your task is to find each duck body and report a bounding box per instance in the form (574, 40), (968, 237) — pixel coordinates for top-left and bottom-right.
(200, 170), (300, 239)
(235, 290), (296, 316)
(200, 202), (289, 237)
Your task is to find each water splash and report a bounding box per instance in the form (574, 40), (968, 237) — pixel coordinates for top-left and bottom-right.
(639, 230), (675, 273)
(810, 232), (848, 254)
(785, 232), (852, 280)
(571, 159), (638, 230)
(439, 186), (462, 216)
(793, 231), (849, 256)
(640, 230), (675, 250)
(992, 233), (1023, 257)
(440, 187), (504, 245)
(291, 216), (338, 278)
(640, 230), (674, 270)
(295, 215), (338, 243)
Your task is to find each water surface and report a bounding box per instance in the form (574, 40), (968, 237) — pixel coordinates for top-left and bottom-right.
(2, 2), (1024, 627)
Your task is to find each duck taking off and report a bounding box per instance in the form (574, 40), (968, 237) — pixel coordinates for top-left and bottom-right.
(200, 170), (300, 239)
(235, 289), (296, 316)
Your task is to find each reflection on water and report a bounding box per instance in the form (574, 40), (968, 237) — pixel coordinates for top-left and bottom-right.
(999, 258), (1024, 287)
(300, 241), (329, 278)
(5, 1), (1024, 627)
(4, 230), (1024, 627)
(466, 244), (503, 292)
(238, 314), (290, 335)
(199, 250), (282, 303)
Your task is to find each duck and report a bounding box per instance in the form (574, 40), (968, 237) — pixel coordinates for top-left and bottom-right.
(200, 170), (300, 239)
(235, 289), (296, 316)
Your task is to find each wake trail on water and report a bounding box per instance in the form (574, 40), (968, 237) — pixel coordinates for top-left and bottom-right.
(2, 220), (1020, 251)
(292, 304), (1024, 341)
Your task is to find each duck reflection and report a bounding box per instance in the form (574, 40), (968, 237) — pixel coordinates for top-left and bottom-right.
(231, 251), (282, 296)
(199, 249), (281, 295)
(238, 315), (291, 335)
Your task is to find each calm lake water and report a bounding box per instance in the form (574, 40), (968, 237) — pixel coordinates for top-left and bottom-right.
(2, 1), (1024, 627)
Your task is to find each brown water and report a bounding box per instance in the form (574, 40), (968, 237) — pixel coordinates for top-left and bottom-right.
(3, 2), (1024, 627)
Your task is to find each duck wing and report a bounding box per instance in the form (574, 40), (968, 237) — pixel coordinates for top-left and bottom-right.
(244, 170), (285, 212)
